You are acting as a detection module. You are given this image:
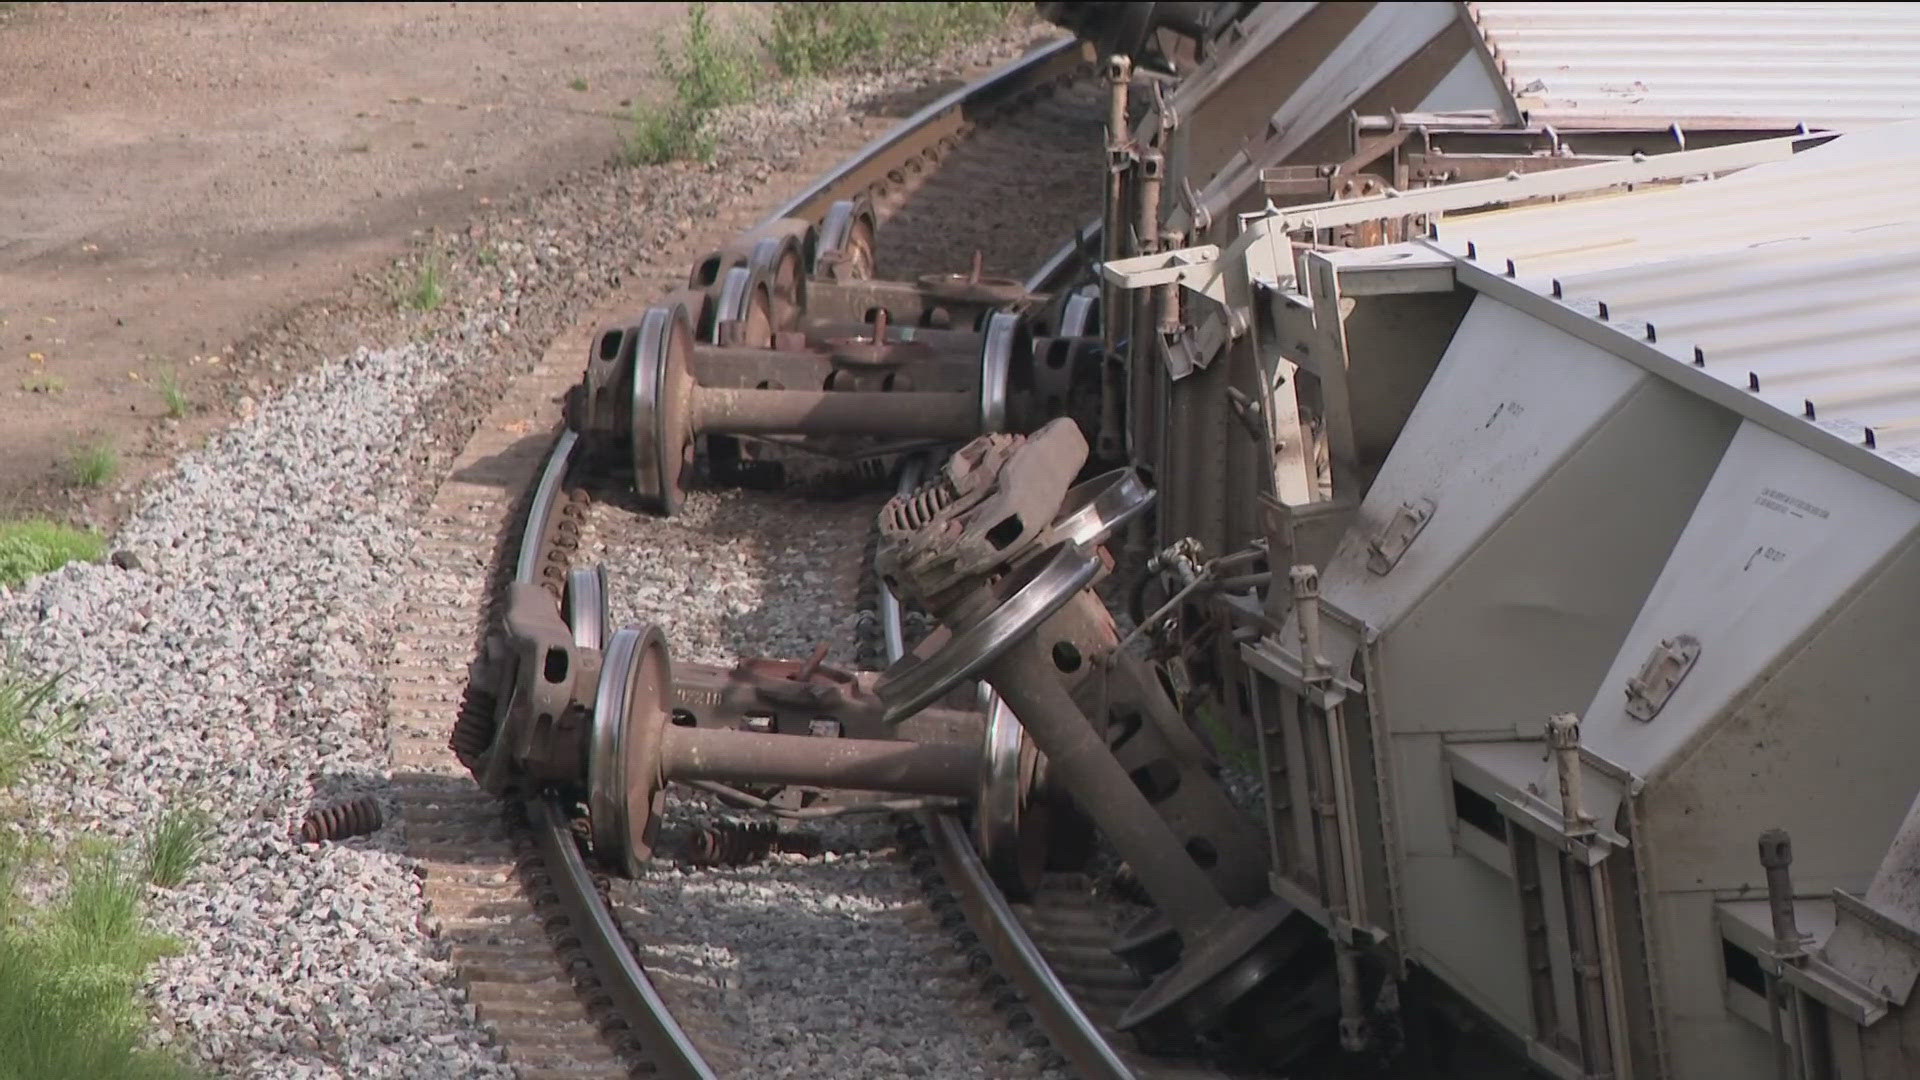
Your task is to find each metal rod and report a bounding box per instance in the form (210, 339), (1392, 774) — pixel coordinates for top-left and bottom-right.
(1548, 713), (1595, 838)
(1155, 227), (1184, 337)
(1102, 54), (1134, 273)
(1336, 940), (1366, 1051)
(659, 725), (979, 797)
(983, 635), (1232, 936)
(693, 386), (980, 438)
(1129, 149), (1165, 477)
(1760, 830), (1805, 955)
(1291, 566), (1327, 682)
(1759, 829), (1809, 1080)
(1116, 563), (1213, 654)
(687, 780), (963, 819)
(1561, 859), (1615, 1075)
(1098, 54), (1134, 463)
(690, 342), (978, 387)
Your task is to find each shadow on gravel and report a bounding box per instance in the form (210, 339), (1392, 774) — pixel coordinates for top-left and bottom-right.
(447, 427), (565, 491)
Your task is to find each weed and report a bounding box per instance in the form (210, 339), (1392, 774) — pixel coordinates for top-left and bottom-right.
(670, 3), (754, 115)
(764, 2), (1017, 78)
(142, 807), (213, 890)
(405, 255), (445, 311)
(764, 2), (884, 77)
(569, 76), (589, 92)
(157, 369), (189, 419)
(1192, 701), (1262, 776)
(476, 245), (500, 268)
(0, 666), (196, 1076)
(20, 373), (64, 395)
(624, 101), (712, 166)
(0, 664), (82, 791)
(0, 842), (195, 1079)
(0, 520), (104, 588)
(345, 140), (372, 154)
(65, 442), (118, 489)
(622, 2), (754, 166)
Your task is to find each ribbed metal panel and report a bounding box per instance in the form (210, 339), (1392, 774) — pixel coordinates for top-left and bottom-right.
(1428, 121), (1920, 469)
(1469, 2), (1920, 130)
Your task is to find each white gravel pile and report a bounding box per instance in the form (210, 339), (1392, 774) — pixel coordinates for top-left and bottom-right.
(0, 328), (514, 1080)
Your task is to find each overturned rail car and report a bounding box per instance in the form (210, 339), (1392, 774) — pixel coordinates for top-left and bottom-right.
(1056, 2), (1920, 1078)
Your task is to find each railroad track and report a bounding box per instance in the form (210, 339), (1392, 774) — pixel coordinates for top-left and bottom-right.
(388, 27), (1272, 1080)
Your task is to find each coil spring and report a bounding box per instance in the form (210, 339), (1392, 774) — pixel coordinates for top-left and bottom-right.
(448, 684), (498, 770)
(680, 819), (824, 866)
(299, 795), (384, 843)
(887, 477), (955, 533)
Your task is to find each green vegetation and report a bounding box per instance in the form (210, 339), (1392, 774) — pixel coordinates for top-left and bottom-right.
(0, 844), (196, 1079)
(476, 245), (500, 269)
(0, 664), (199, 1078)
(625, 104), (711, 168)
(141, 808), (213, 891)
(623, 3), (1017, 166)
(20, 373), (64, 395)
(0, 521), (104, 588)
(64, 442), (118, 489)
(404, 255), (445, 311)
(568, 76), (589, 92)
(1193, 700), (1262, 775)
(0, 666), (82, 787)
(157, 369), (189, 420)
(624, 2), (755, 166)
(763, 2), (1018, 78)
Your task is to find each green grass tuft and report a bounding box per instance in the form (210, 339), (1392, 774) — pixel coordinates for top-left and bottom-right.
(157, 369), (190, 420)
(404, 256), (445, 311)
(568, 76), (589, 92)
(0, 665), (198, 1077)
(0, 520), (104, 588)
(764, 2), (1018, 78)
(0, 664), (84, 790)
(0, 843), (196, 1080)
(622, 2), (754, 166)
(65, 442), (118, 489)
(142, 807), (213, 891)
(624, 101), (713, 166)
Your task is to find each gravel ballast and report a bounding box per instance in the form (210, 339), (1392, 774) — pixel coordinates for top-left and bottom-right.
(0, 23), (1059, 1079)
(1, 334), (516, 1079)
(582, 493), (1061, 1080)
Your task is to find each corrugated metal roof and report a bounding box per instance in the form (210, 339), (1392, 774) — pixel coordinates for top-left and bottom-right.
(1425, 120), (1920, 476)
(1469, 2), (1920, 131)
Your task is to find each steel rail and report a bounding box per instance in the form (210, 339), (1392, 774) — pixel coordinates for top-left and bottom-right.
(530, 797), (719, 1080)
(480, 40), (1120, 1078)
(1028, 217), (1102, 298)
(766, 36), (1090, 227)
(510, 428), (718, 1080)
(880, 463), (1140, 1080)
(514, 427), (578, 585)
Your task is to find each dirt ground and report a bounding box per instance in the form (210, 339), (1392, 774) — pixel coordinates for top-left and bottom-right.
(0, 1), (703, 524)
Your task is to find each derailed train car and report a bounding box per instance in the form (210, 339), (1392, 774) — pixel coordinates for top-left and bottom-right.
(1046, 3), (1920, 1077)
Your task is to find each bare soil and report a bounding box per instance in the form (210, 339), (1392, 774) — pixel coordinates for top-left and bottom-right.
(0, 1), (693, 523)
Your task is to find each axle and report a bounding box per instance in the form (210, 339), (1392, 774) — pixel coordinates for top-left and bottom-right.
(874, 418), (1314, 1037)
